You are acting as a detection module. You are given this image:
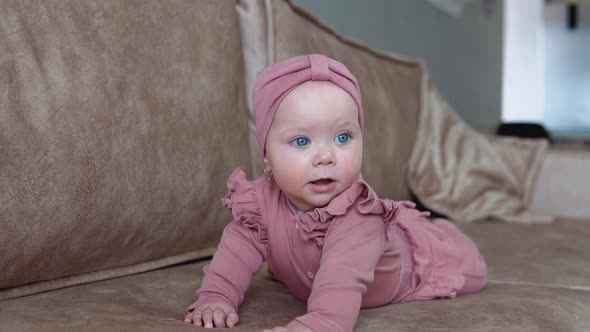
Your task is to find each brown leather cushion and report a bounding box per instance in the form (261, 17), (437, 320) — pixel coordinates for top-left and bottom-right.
(0, 0), (250, 299)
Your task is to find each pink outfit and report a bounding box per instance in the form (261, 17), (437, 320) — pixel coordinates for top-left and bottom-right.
(253, 54), (364, 157)
(187, 169), (487, 332)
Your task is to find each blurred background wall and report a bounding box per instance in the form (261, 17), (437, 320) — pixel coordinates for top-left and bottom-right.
(544, 3), (590, 134)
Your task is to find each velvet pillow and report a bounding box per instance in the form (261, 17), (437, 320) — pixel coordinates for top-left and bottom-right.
(0, 0), (251, 299)
(407, 77), (553, 223)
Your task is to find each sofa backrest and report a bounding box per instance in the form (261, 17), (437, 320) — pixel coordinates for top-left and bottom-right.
(0, 0), (251, 299)
(1, 0), (429, 300)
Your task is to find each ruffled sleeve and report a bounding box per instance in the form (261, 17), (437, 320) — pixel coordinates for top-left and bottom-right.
(186, 168), (267, 315)
(222, 168), (267, 244)
(355, 184), (405, 241)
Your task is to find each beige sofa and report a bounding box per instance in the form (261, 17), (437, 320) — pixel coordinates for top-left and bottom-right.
(1, 1), (589, 331)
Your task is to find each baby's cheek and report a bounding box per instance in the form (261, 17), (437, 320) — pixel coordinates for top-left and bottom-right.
(272, 157), (307, 184)
(342, 154), (363, 181)
(277, 168), (307, 188)
(345, 155), (361, 170)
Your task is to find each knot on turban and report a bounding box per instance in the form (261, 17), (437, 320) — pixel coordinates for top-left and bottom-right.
(252, 54), (363, 157)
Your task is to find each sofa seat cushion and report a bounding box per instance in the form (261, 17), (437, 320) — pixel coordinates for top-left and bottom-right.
(531, 145), (590, 219)
(2, 264), (589, 332)
(459, 219), (590, 288)
(2, 219), (589, 331)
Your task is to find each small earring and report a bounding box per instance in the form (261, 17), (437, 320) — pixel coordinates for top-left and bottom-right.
(263, 168), (273, 181)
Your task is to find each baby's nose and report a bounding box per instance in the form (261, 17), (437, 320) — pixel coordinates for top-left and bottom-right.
(313, 148), (335, 166)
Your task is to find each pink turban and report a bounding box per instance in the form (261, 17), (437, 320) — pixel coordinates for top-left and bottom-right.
(252, 54), (363, 157)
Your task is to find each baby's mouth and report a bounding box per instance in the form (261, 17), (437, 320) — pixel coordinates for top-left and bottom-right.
(310, 178), (335, 186)
(308, 178), (337, 193)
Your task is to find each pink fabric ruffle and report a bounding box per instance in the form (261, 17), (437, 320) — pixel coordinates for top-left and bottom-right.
(222, 169), (267, 244)
(298, 181), (402, 245)
(394, 204), (466, 301)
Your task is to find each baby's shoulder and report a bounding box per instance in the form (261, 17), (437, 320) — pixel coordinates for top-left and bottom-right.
(222, 168), (283, 221)
(222, 168), (259, 216)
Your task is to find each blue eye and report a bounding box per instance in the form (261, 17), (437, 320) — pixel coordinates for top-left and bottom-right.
(335, 133), (351, 144)
(290, 137), (310, 147)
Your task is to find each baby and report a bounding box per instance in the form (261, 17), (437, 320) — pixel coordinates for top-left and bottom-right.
(184, 54), (487, 332)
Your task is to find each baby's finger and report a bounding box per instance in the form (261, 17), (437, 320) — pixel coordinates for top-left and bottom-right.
(226, 311), (239, 328)
(190, 309), (203, 326)
(201, 307), (214, 328)
(212, 307), (226, 328)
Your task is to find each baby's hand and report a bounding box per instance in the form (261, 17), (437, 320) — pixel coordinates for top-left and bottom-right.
(184, 301), (239, 328)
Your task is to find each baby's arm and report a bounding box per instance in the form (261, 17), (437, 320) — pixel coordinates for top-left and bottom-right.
(185, 220), (267, 328)
(294, 213), (387, 331)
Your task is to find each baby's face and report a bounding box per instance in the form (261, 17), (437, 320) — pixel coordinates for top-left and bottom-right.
(265, 81), (363, 212)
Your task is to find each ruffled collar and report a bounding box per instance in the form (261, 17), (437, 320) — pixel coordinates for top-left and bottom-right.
(283, 180), (401, 244)
(298, 181), (372, 223)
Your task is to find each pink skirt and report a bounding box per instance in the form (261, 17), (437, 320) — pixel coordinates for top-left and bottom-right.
(390, 202), (487, 303)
